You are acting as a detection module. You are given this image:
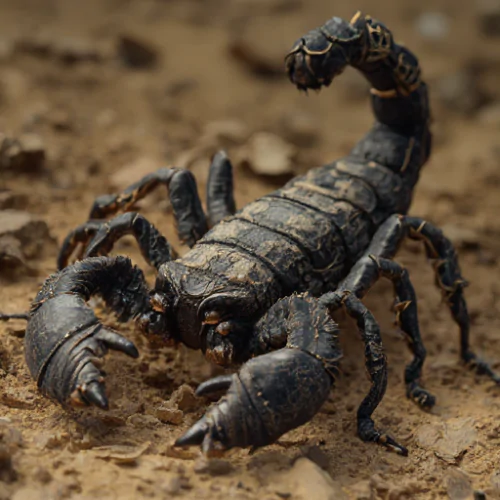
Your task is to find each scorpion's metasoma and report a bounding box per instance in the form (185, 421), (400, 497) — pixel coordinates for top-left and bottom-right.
(7, 11), (500, 457)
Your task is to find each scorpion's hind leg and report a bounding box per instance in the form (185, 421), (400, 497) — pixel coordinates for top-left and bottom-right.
(175, 294), (344, 455)
(25, 256), (150, 409)
(403, 216), (500, 384)
(58, 161), (214, 269)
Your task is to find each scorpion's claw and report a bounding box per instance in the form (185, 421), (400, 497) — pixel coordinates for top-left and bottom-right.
(195, 375), (234, 397)
(25, 257), (147, 410)
(27, 293), (140, 410)
(69, 327), (139, 409)
(176, 294), (340, 455)
(175, 346), (335, 455)
(95, 328), (139, 358)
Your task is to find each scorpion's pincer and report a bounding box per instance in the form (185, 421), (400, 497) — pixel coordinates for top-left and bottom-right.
(175, 294), (341, 455)
(24, 257), (147, 410)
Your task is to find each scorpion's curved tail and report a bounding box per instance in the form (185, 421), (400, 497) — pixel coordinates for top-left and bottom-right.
(24, 256), (149, 409)
(285, 11), (431, 193)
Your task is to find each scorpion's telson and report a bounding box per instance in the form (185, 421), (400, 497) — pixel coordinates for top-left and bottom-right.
(4, 11), (500, 458)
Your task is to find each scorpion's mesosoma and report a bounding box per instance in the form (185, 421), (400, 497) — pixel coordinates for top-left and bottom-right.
(18, 11), (500, 457)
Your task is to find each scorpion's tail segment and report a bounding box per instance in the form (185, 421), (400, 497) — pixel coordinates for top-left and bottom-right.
(206, 150), (237, 227)
(26, 256), (148, 408)
(175, 294), (342, 453)
(286, 12), (428, 128)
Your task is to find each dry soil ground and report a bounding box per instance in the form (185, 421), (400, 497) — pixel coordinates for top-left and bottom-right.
(1, 0), (500, 499)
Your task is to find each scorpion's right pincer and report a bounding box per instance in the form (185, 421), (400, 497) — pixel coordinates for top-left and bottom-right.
(175, 293), (342, 454)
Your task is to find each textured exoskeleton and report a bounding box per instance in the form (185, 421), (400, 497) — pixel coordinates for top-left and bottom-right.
(7, 11), (500, 457)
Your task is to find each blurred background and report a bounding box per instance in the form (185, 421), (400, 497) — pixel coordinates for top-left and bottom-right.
(1, 0), (500, 499)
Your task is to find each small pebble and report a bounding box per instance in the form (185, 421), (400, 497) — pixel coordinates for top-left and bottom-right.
(415, 11), (451, 40)
(117, 34), (159, 69)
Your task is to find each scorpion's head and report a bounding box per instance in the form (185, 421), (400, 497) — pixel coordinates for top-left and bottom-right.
(285, 17), (361, 91)
(137, 261), (257, 366)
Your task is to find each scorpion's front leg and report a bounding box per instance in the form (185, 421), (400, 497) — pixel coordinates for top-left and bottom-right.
(58, 212), (175, 271)
(58, 151), (236, 269)
(175, 294), (406, 456)
(24, 256), (159, 409)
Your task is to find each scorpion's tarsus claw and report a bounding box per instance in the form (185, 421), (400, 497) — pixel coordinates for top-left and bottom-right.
(359, 418), (408, 457)
(380, 434), (408, 457)
(175, 418), (208, 447)
(74, 360), (110, 410)
(82, 380), (109, 410)
(95, 328), (139, 359)
(195, 375), (234, 397)
(464, 351), (500, 385)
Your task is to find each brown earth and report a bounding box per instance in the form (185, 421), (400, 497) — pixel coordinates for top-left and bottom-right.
(1, 0), (500, 499)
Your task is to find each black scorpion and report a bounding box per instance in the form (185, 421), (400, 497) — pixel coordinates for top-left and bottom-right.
(4, 11), (500, 457)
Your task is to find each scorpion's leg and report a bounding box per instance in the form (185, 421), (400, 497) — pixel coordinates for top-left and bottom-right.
(58, 165), (209, 269)
(175, 293), (407, 456)
(331, 214), (500, 408)
(206, 150), (237, 227)
(331, 246), (435, 409)
(402, 216), (500, 383)
(23, 256), (157, 409)
(58, 212), (175, 271)
(56, 220), (103, 269)
(319, 291), (408, 455)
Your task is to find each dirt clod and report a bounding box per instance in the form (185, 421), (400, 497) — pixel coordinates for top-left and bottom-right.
(0, 134), (45, 173)
(416, 418), (478, 464)
(154, 404), (184, 425)
(278, 457), (347, 500)
(0, 210), (54, 260)
(169, 384), (199, 412)
(228, 37), (284, 78)
(437, 71), (490, 116)
(445, 469), (473, 500)
(194, 456), (234, 476)
(477, 0), (500, 36)
(117, 34), (159, 69)
(240, 132), (296, 176)
(90, 441), (151, 464)
(414, 11), (451, 40)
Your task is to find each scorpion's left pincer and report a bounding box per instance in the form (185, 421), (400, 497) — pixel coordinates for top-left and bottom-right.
(175, 294), (343, 455)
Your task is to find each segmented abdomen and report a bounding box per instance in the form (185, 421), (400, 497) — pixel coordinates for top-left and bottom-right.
(181, 157), (405, 310)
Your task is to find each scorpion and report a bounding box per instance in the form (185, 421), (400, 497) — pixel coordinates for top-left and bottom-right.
(4, 11), (500, 458)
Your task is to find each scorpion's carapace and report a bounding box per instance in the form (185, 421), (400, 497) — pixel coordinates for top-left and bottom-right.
(4, 11), (499, 458)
